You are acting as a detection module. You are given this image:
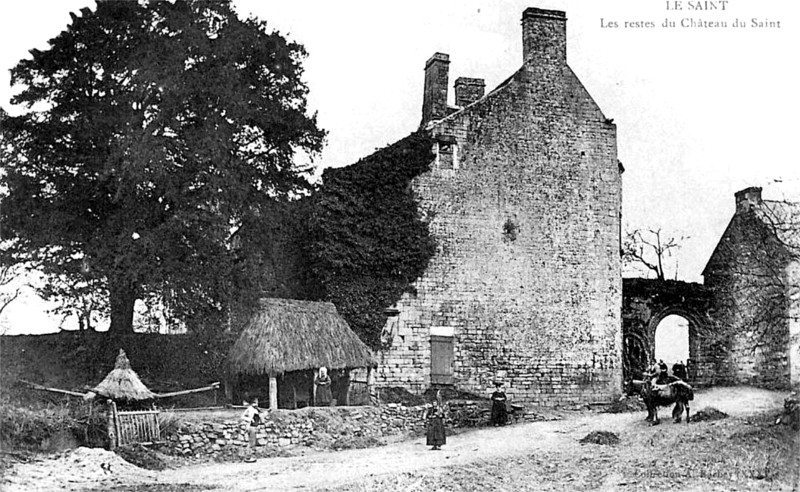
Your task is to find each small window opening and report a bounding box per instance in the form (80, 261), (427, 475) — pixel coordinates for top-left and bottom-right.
(436, 138), (458, 170)
(503, 218), (518, 242)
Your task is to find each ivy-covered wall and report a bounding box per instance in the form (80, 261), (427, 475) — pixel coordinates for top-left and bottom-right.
(305, 133), (437, 349)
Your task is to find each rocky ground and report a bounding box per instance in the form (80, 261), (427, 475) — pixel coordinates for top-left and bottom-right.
(1, 386), (797, 492)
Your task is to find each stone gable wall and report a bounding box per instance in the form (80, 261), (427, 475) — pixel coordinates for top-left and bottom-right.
(704, 212), (794, 389)
(377, 58), (623, 406)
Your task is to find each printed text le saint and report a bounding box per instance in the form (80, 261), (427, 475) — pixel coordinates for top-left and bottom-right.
(666, 1), (729, 10)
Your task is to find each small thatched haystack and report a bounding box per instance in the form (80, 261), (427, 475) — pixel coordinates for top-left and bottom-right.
(229, 298), (375, 375)
(91, 349), (156, 402)
(228, 298), (375, 409)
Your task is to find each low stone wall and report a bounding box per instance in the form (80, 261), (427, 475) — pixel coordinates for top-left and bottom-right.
(159, 400), (528, 457)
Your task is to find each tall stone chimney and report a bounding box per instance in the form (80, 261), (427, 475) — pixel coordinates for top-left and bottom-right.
(521, 8), (567, 67)
(454, 77), (486, 107)
(735, 186), (762, 213)
(421, 53), (450, 126)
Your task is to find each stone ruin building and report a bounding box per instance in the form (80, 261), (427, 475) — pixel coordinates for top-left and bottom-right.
(620, 187), (799, 391)
(240, 8), (797, 406)
(703, 187), (799, 389)
(374, 8), (623, 406)
(221, 8), (798, 405)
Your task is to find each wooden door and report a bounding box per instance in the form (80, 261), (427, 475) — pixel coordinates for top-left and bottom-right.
(430, 335), (454, 384)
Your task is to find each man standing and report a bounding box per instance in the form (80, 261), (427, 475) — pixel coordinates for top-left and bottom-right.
(672, 360), (688, 381)
(653, 360), (675, 385)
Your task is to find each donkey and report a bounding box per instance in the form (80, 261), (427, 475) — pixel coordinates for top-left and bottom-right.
(624, 377), (693, 425)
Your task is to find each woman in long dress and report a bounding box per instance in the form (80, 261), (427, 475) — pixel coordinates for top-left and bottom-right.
(314, 366), (333, 406)
(426, 392), (446, 450)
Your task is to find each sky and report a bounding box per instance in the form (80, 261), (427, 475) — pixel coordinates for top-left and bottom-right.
(1, 0), (798, 334)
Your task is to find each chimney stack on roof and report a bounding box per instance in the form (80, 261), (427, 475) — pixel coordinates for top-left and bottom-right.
(421, 53), (450, 126)
(454, 77), (486, 108)
(735, 186), (762, 213)
(522, 8), (567, 67)
(420, 8), (568, 125)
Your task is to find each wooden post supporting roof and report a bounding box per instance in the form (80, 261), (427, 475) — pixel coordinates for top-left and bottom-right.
(367, 366), (376, 405)
(269, 374), (278, 410)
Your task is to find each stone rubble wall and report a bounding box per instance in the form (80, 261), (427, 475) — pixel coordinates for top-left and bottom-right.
(159, 402), (531, 457)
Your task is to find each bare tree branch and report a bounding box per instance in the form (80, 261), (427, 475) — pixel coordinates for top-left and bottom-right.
(0, 262), (23, 317)
(623, 227), (688, 281)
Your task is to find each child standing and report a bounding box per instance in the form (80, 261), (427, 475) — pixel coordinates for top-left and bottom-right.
(490, 381), (508, 426)
(241, 398), (263, 462)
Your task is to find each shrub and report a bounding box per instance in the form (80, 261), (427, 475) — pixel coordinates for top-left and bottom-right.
(0, 401), (107, 451)
(0, 402), (75, 450)
(158, 411), (183, 438)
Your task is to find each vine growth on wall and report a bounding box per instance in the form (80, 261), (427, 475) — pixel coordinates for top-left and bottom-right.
(307, 132), (437, 349)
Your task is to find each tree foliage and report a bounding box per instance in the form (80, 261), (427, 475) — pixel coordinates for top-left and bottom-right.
(1, 0), (325, 334)
(307, 133), (436, 349)
(0, 110), (24, 324)
(36, 270), (107, 332)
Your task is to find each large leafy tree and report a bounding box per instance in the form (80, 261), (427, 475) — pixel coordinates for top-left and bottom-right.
(1, 0), (325, 334)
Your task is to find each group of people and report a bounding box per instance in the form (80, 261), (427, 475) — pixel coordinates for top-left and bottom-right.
(236, 362), (695, 459)
(651, 359), (688, 386)
(238, 366), (336, 461)
(241, 370), (513, 456)
(424, 380), (510, 451)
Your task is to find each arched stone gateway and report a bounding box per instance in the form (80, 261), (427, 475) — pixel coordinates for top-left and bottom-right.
(622, 279), (725, 387)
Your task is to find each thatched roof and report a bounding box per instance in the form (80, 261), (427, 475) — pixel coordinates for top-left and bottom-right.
(91, 349), (157, 401)
(228, 298), (375, 375)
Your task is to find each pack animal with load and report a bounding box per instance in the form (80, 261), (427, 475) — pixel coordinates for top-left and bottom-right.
(624, 362), (694, 425)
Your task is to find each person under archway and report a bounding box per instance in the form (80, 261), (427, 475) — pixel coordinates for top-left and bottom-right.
(672, 360), (688, 381)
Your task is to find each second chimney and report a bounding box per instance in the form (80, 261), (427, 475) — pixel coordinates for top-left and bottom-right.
(455, 77), (486, 108)
(735, 186), (762, 214)
(521, 8), (567, 67)
(421, 53), (450, 126)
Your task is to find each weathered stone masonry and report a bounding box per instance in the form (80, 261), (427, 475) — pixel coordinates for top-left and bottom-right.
(377, 8), (623, 406)
(621, 278), (722, 387)
(703, 187), (800, 389)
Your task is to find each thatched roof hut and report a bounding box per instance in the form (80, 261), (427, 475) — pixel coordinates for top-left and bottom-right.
(229, 298), (375, 376)
(91, 349), (156, 402)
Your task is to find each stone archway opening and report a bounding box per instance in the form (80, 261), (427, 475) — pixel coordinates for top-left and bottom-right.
(654, 314), (690, 368)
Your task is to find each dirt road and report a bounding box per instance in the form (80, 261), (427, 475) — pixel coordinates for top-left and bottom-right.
(3, 386), (797, 491)
(148, 386), (794, 491)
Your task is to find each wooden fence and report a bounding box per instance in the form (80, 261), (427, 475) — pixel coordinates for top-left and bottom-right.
(111, 405), (161, 447)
